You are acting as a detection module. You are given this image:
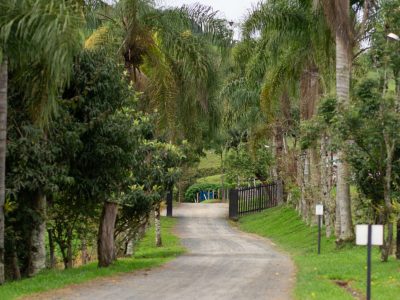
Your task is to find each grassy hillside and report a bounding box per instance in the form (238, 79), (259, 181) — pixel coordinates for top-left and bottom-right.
(0, 217), (185, 300)
(198, 151), (221, 169)
(237, 206), (400, 300)
(196, 174), (222, 185)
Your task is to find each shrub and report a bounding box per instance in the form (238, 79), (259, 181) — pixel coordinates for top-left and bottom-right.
(184, 183), (221, 202)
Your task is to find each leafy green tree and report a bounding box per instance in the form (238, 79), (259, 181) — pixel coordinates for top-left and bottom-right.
(340, 77), (400, 261)
(224, 141), (273, 187)
(0, 0), (84, 281)
(60, 49), (153, 267)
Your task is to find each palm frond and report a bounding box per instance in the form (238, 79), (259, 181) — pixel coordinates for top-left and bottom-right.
(0, 0), (85, 124)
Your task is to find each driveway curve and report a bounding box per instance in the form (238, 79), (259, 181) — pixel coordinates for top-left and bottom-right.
(30, 203), (295, 300)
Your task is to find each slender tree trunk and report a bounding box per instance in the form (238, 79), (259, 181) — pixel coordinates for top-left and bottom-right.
(310, 147), (321, 225)
(335, 34), (354, 243)
(81, 238), (88, 265)
(274, 122), (284, 180)
(98, 202), (118, 267)
(321, 135), (333, 237)
(28, 192), (47, 276)
(155, 204), (162, 247)
(48, 229), (56, 268)
(0, 59), (8, 284)
(221, 151), (225, 201)
(125, 239), (134, 257)
(334, 193), (341, 237)
(10, 236), (21, 280)
(396, 218), (400, 259)
(381, 138), (394, 262)
(66, 227), (73, 268)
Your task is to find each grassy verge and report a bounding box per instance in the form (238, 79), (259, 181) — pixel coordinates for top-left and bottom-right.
(0, 217), (185, 300)
(201, 199), (223, 204)
(237, 206), (400, 300)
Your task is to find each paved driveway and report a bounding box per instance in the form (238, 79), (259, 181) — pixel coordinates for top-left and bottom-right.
(29, 203), (295, 300)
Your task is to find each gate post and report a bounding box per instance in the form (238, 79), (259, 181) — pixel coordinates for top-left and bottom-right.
(229, 189), (239, 220)
(166, 190), (173, 217)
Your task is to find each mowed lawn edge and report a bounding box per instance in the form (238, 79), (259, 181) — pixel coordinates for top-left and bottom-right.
(0, 217), (185, 300)
(236, 206), (400, 300)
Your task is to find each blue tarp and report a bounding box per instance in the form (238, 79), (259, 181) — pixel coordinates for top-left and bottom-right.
(199, 191), (215, 201)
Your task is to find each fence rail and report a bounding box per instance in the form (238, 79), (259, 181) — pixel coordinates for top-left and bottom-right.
(229, 181), (283, 220)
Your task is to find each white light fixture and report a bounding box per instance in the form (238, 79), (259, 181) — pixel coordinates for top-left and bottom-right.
(388, 32), (400, 41)
(315, 204), (324, 216)
(356, 224), (384, 246)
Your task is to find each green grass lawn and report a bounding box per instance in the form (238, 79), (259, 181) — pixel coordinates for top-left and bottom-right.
(237, 206), (400, 300)
(196, 174), (222, 184)
(198, 151), (221, 169)
(0, 217), (185, 300)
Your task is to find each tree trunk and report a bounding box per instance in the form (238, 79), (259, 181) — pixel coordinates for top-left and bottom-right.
(10, 236), (21, 280)
(0, 59), (8, 284)
(381, 139), (394, 262)
(221, 151), (225, 201)
(125, 239), (134, 257)
(97, 201), (118, 267)
(321, 135), (333, 238)
(155, 204), (162, 247)
(28, 192), (47, 277)
(310, 147), (321, 225)
(335, 33), (354, 243)
(48, 229), (56, 269)
(396, 218), (400, 259)
(66, 227), (73, 269)
(298, 64), (320, 223)
(335, 154), (354, 243)
(81, 238), (89, 265)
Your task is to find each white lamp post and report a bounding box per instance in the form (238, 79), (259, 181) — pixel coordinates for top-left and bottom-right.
(315, 204), (324, 254)
(356, 224), (384, 300)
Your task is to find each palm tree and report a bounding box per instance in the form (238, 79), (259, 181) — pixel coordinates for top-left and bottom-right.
(321, 0), (376, 243)
(85, 0), (232, 142)
(0, 0), (84, 282)
(83, 0), (232, 265)
(237, 0), (333, 223)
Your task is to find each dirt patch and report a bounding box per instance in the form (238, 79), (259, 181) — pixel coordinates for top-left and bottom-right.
(334, 280), (364, 300)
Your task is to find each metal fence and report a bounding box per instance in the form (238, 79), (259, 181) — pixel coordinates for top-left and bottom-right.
(229, 181), (283, 220)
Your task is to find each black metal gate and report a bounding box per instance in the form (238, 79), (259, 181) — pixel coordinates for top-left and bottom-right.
(229, 181), (283, 220)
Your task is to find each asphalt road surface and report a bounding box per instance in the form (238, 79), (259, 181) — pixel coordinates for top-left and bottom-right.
(29, 203), (295, 300)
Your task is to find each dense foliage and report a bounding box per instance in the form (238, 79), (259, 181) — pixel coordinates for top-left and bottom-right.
(184, 183), (222, 202)
(1, 0), (400, 288)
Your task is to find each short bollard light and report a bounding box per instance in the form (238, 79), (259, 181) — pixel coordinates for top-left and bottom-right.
(356, 224), (384, 300)
(315, 204), (323, 254)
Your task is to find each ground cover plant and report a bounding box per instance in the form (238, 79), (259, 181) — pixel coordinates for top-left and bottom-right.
(0, 217), (184, 300)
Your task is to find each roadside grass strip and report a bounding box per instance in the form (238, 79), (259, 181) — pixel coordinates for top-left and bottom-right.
(0, 217), (185, 300)
(237, 206), (400, 300)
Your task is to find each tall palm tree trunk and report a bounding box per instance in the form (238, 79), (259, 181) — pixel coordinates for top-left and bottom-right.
(0, 59), (8, 284)
(335, 35), (354, 242)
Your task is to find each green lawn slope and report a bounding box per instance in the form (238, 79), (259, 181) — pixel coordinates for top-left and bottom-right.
(237, 206), (400, 300)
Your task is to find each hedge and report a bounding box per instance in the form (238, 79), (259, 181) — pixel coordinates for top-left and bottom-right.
(184, 183), (221, 202)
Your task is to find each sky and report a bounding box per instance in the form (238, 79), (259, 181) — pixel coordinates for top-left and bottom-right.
(157, 0), (258, 39)
(158, 0), (257, 22)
